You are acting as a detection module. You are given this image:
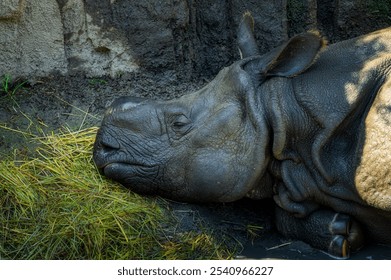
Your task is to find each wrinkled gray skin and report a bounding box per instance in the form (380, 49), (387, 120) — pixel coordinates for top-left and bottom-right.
(94, 13), (391, 258)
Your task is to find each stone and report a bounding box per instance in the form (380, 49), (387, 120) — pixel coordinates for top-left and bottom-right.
(0, 0), (25, 20)
(0, 0), (66, 79)
(1, 0), (389, 80)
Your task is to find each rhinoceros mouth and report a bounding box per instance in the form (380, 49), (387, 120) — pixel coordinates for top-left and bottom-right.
(100, 162), (159, 181)
(100, 162), (161, 195)
(101, 162), (130, 177)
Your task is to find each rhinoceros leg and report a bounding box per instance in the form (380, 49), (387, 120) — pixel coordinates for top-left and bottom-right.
(275, 207), (364, 258)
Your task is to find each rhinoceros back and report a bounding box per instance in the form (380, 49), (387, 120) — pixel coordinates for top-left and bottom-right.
(355, 77), (391, 211)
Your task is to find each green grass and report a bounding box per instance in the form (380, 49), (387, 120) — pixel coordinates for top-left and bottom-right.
(1, 74), (27, 97)
(0, 127), (234, 259)
(89, 78), (107, 86)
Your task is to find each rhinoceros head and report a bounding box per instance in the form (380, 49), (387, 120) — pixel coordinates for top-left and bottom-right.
(93, 63), (267, 202)
(93, 13), (324, 202)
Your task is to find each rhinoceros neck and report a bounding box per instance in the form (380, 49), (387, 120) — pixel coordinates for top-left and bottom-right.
(258, 77), (313, 162)
(242, 77), (305, 200)
(239, 77), (276, 199)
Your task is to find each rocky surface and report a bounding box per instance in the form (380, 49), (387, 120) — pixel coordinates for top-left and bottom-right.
(2, 0), (390, 80)
(0, 0), (66, 77)
(1, 0), (288, 79)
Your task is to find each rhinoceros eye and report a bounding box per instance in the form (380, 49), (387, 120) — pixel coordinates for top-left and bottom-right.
(171, 114), (192, 134)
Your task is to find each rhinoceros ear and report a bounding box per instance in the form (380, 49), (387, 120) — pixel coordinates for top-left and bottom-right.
(259, 31), (326, 78)
(237, 11), (260, 59)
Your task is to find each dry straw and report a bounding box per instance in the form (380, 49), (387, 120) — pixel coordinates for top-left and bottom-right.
(0, 126), (232, 259)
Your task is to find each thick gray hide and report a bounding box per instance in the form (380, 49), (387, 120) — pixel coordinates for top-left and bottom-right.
(94, 14), (391, 258)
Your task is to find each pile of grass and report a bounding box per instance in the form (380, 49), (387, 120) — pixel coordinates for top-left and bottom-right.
(0, 127), (233, 259)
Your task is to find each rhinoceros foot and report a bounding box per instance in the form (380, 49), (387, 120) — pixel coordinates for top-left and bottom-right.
(275, 208), (364, 259)
(327, 213), (364, 258)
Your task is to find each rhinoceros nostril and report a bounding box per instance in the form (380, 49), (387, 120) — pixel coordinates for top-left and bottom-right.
(99, 138), (120, 153)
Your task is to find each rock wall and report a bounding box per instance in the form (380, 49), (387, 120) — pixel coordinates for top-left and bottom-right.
(287, 0), (391, 41)
(0, 0), (67, 78)
(0, 0), (390, 80)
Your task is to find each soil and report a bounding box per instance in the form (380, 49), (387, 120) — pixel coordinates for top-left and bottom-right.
(1, 72), (391, 260)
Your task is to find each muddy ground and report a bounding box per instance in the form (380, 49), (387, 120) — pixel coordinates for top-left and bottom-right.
(1, 72), (391, 260)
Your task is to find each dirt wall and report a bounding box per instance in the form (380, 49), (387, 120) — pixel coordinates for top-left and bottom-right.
(0, 0), (390, 81)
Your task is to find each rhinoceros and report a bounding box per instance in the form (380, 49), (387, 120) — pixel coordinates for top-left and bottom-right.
(93, 12), (391, 258)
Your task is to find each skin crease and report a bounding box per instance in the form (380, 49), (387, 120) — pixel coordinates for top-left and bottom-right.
(94, 13), (391, 258)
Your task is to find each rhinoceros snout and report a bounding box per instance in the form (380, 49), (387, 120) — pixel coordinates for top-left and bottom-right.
(93, 131), (121, 170)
